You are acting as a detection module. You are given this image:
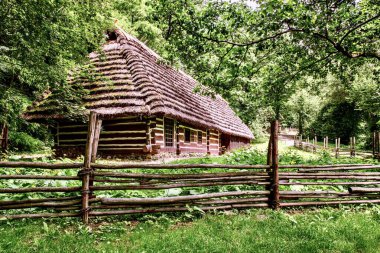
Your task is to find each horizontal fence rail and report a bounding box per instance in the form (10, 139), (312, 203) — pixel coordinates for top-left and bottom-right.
(1, 117), (379, 223)
(1, 162), (379, 222)
(0, 162), (83, 220)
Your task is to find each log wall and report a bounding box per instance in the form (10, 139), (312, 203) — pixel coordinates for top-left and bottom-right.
(54, 116), (249, 158)
(153, 117), (221, 155)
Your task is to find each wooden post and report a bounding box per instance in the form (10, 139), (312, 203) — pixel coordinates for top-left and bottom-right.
(376, 132), (380, 161)
(350, 137), (356, 157)
(267, 133), (273, 167)
(335, 138), (340, 158)
(81, 111), (97, 224)
(0, 124), (8, 151)
(377, 132), (380, 161)
(91, 118), (102, 163)
(270, 120), (280, 210)
(89, 117), (102, 199)
(373, 132), (376, 158)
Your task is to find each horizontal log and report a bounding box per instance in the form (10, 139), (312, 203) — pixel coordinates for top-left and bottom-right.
(94, 176), (270, 184)
(279, 164), (372, 169)
(298, 165), (380, 172)
(91, 163), (269, 170)
(279, 176), (380, 180)
(0, 186), (81, 193)
(280, 199), (380, 207)
(101, 191), (270, 205)
(93, 198), (269, 209)
(280, 194), (375, 199)
(281, 181), (380, 186)
(0, 175), (79, 180)
(0, 196), (81, 206)
(98, 143), (146, 148)
(91, 180), (265, 191)
(348, 187), (380, 194)
(0, 212), (80, 220)
(102, 122), (145, 127)
(0, 162), (82, 169)
(53, 206), (81, 211)
(0, 200), (81, 210)
(279, 172), (380, 176)
(280, 190), (351, 195)
(94, 171), (268, 179)
(90, 203), (269, 216)
(98, 147), (144, 151)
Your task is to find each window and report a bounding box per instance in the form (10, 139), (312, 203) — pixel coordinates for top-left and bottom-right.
(164, 118), (174, 147)
(190, 130), (195, 142)
(198, 131), (202, 144)
(184, 128), (191, 143)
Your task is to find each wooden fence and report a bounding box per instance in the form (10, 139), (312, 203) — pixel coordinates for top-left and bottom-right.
(1, 116), (380, 224)
(294, 135), (378, 159)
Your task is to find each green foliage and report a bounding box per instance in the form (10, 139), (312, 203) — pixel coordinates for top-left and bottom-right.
(309, 101), (362, 144)
(0, 0), (114, 149)
(8, 132), (46, 152)
(1, 0), (379, 152)
(226, 148), (267, 165)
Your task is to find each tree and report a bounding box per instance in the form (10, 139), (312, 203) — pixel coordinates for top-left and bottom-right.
(0, 0), (113, 150)
(147, 0), (379, 120)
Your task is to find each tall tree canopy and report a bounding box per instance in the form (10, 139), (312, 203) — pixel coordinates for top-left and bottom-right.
(1, 0), (379, 150)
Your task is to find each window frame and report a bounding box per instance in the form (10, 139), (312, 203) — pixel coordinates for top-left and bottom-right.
(164, 118), (174, 147)
(197, 131), (203, 144)
(190, 130), (195, 143)
(184, 128), (191, 143)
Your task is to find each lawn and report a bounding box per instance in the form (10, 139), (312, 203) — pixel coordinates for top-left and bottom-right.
(1, 140), (379, 253)
(1, 208), (380, 253)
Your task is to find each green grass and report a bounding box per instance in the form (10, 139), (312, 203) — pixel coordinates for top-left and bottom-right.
(1, 208), (380, 253)
(1, 139), (380, 252)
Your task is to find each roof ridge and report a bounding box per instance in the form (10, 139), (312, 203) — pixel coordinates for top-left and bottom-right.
(115, 28), (161, 60)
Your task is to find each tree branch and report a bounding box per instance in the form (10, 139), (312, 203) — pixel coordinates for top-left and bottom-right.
(339, 13), (380, 44)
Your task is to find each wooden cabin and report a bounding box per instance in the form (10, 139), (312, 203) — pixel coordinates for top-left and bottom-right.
(23, 29), (253, 158)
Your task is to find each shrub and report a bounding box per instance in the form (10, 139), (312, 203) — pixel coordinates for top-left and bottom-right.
(9, 132), (46, 152)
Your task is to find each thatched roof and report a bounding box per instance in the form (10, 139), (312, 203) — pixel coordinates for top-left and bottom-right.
(24, 29), (253, 139)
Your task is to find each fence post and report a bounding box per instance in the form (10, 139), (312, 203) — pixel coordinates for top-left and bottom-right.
(377, 132), (380, 161)
(0, 124), (8, 151)
(335, 138), (340, 158)
(89, 117), (102, 199)
(267, 133), (273, 167)
(270, 120), (280, 210)
(81, 111), (97, 224)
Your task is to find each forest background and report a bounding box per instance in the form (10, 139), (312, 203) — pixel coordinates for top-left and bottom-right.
(0, 0), (379, 152)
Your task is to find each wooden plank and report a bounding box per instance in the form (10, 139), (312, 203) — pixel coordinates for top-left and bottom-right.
(91, 163), (270, 170)
(0, 162), (82, 169)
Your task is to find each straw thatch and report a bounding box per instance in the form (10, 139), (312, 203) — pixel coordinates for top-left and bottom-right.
(24, 29), (253, 139)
